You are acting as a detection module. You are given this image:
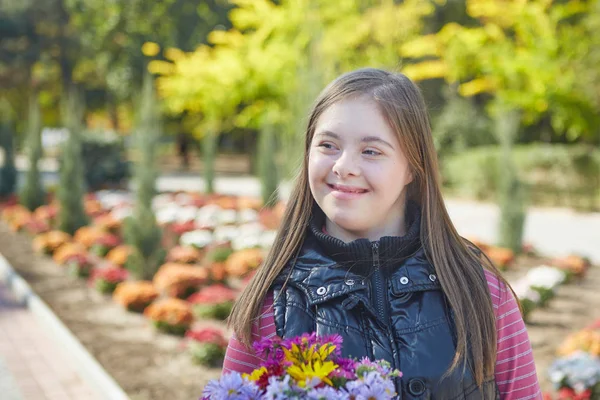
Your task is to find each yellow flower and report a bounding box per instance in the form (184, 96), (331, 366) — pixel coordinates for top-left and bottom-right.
(243, 366), (267, 382)
(286, 361), (337, 387)
(142, 42), (160, 57)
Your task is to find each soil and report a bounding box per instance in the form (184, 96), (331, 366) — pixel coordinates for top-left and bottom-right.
(0, 222), (223, 400)
(1, 221), (599, 397)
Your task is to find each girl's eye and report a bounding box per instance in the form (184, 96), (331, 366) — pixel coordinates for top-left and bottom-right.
(363, 149), (382, 156)
(318, 142), (336, 150)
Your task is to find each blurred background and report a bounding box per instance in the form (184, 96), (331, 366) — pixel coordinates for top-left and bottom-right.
(0, 0), (599, 399)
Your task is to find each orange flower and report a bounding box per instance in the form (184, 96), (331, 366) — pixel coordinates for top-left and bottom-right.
(144, 298), (194, 326)
(484, 246), (514, 269)
(557, 329), (600, 357)
(53, 243), (87, 264)
(113, 281), (159, 311)
(84, 199), (104, 217)
(225, 248), (264, 277)
(167, 246), (203, 264)
(106, 245), (135, 267)
(74, 226), (106, 249)
(33, 205), (58, 222)
(33, 231), (72, 254)
(553, 255), (591, 277)
(237, 196), (263, 211)
(93, 214), (122, 232)
(153, 263), (209, 298)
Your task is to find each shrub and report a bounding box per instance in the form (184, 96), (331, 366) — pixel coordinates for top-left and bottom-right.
(443, 144), (600, 210)
(185, 328), (227, 367)
(80, 133), (129, 191)
(188, 284), (237, 320)
(90, 266), (129, 294)
(144, 298), (194, 336)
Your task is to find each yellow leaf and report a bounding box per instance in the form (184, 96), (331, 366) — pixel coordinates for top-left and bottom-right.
(402, 60), (448, 81)
(458, 78), (496, 96)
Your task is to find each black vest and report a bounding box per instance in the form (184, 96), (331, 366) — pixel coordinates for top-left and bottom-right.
(271, 204), (498, 399)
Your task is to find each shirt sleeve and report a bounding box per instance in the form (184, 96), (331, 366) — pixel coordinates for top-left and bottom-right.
(222, 292), (277, 375)
(485, 271), (542, 400)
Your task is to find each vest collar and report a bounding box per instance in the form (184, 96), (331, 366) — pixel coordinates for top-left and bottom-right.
(308, 201), (422, 274)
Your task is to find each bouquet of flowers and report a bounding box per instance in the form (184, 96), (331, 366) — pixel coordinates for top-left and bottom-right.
(202, 333), (401, 400)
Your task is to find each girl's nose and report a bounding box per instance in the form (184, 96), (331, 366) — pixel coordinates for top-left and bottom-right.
(332, 152), (360, 178)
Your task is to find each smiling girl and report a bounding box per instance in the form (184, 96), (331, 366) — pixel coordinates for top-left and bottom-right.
(224, 68), (541, 399)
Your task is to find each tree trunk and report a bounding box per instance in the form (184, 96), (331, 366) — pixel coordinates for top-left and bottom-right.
(496, 108), (527, 253)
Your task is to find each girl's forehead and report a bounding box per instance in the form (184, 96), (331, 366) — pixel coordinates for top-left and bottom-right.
(315, 97), (397, 141)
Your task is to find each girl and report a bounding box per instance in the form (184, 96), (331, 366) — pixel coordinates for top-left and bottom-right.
(224, 68), (541, 399)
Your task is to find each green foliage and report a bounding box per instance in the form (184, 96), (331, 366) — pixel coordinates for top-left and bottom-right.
(0, 103), (17, 197)
(432, 90), (494, 160)
(124, 74), (165, 280)
(205, 246), (233, 263)
(57, 88), (88, 235)
(18, 94), (45, 211)
(81, 133), (129, 191)
(443, 144), (600, 211)
(189, 342), (226, 366)
(403, 0), (600, 142)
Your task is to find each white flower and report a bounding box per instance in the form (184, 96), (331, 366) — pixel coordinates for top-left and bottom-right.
(152, 193), (174, 210)
(174, 192), (194, 206)
(214, 225), (241, 243)
(111, 206), (133, 221)
(232, 235), (261, 251)
(526, 265), (566, 289)
(155, 206), (180, 225)
(180, 230), (214, 248)
(196, 205), (222, 228)
(218, 209), (238, 225)
(260, 231), (278, 249)
(239, 209), (258, 223)
(512, 279), (541, 303)
(175, 206), (198, 223)
(96, 191), (132, 209)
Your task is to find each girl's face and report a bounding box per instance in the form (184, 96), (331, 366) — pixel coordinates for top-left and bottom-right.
(308, 96), (413, 242)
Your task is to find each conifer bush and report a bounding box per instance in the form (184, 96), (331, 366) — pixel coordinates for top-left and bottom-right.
(57, 88), (88, 234)
(0, 102), (17, 197)
(123, 74), (166, 280)
(19, 94), (45, 211)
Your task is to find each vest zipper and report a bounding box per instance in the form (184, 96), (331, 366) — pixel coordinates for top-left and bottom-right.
(372, 242), (403, 398)
(371, 241), (389, 324)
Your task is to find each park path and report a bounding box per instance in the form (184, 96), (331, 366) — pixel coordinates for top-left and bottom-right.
(0, 281), (100, 400)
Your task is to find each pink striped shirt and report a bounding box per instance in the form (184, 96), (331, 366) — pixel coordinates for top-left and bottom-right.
(223, 269), (541, 400)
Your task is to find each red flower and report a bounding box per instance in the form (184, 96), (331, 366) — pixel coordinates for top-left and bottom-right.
(558, 388), (592, 400)
(95, 234), (121, 248)
(169, 221), (196, 236)
(185, 328), (227, 347)
(91, 266), (129, 283)
(188, 284), (237, 305)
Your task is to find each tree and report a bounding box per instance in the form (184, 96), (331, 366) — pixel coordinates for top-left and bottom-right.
(402, 0), (600, 251)
(0, 101), (18, 197)
(123, 74), (165, 280)
(18, 93), (45, 211)
(56, 88), (88, 234)
(154, 0), (433, 187)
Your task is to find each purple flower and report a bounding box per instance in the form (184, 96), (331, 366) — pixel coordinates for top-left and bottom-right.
(201, 372), (262, 400)
(264, 375), (295, 400)
(345, 371), (396, 400)
(253, 337), (283, 362)
(306, 386), (350, 400)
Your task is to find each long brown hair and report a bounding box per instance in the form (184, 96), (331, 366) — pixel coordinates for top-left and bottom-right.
(228, 68), (511, 385)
